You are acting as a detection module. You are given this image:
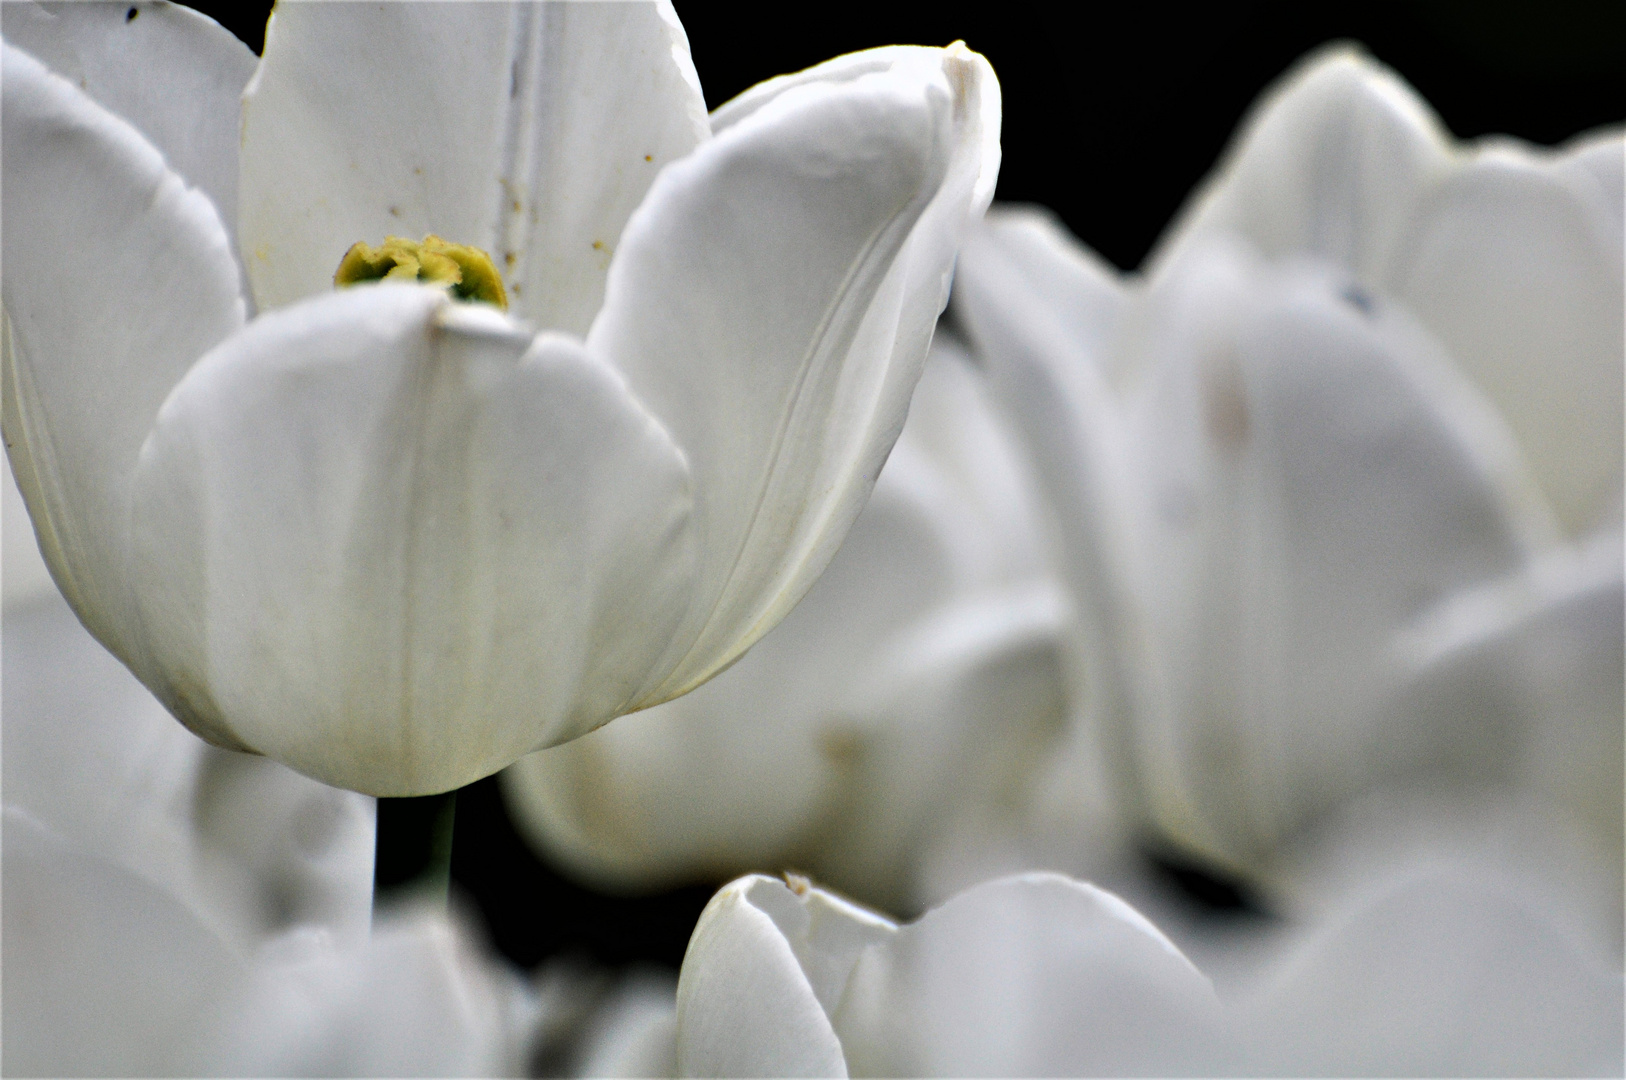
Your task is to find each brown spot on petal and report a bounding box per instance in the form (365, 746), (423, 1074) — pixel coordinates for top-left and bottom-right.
(1202, 348), (1250, 453)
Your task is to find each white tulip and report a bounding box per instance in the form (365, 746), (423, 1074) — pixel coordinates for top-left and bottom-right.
(951, 46), (1622, 880)
(4, 578), (375, 952)
(1149, 45), (1623, 536)
(501, 336), (1078, 913)
(6, 807), (539, 1078)
(674, 871), (1232, 1077)
(673, 868), (1622, 1077)
(1, 1), (1001, 795)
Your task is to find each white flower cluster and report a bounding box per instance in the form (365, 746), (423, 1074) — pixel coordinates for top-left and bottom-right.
(3, 2), (1620, 1076)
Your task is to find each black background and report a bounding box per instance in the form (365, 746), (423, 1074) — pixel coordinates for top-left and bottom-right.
(177, 0), (1623, 974)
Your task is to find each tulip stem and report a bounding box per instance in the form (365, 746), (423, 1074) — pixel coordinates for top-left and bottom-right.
(373, 789), (458, 912)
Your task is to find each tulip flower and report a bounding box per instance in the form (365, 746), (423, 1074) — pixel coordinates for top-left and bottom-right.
(2, 580), (536, 1076)
(951, 45), (1622, 882)
(501, 336), (1077, 913)
(674, 871), (1234, 1077)
(1, 0), (1001, 795)
(672, 869), (1621, 1077)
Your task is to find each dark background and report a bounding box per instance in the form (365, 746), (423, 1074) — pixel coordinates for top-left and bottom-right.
(179, 0), (1623, 973)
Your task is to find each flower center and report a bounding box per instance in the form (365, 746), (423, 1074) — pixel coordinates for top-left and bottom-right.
(334, 235), (508, 310)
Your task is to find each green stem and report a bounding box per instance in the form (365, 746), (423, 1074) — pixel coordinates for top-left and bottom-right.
(373, 788), (458, 912)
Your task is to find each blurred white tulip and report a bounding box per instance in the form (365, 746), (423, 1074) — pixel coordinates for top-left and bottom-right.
(3, 544), (545, 1075)
(952, 45), (1623, 887)
(5, 807), (539, 1078)
(1, 0), (1001, 795)
(673, 868), (1621, 1077)
(502, 337), (1085, 913)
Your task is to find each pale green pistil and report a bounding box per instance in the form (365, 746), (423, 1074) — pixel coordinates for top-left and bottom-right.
(334, 234), (508, 310)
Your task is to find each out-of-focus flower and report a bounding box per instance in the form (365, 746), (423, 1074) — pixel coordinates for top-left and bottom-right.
(1, 0), (1001, 796)
(952, 45), (1623, 890)
(501, 336), (1081, 913)
(672, 869), (1622, 1077)
(674, 871), (1231, 1077)
(3, 573), (376, 952)
(2, 584), (537, 1076)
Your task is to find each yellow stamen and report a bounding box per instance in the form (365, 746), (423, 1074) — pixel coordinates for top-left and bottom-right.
(334, 234), (507, 310)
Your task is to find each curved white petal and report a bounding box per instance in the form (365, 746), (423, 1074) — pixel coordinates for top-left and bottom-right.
(1386, 530), (1624, 865)
(808, 584), (1072, 911)
(957, 205), (1129, 384)
(1, 42), (245, 690)
(130, 285), (695, 795)
(1243, 871), (1624, 1076)
(2, 808), (247, 1077)
(3, 1), (256, 260)
(239, 0), (709, 333)
(208, 912), (537, 1077)
(954, 206), (1179, 860)
(832, 872), (1232, 1077)
(1148, 45), (1452, 286)
(675, 876), (858, 1078)
(1119, 240), (1554, 870)
(594, 45), (1000, 705)
(1387, 135), (1625, 533)
(3, 451), (55, 609)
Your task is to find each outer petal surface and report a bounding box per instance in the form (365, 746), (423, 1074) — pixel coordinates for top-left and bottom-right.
(1117, 240), (1552, 870)
(1243, 872), (1625, 1076)
(4, 589), (376, 948)
(675, 875), (861, 1077)
(130, 286), (695, 795)
(1386, 530), (1625, 879)
(239, 0), (709, 334)
(1388, 138), (1624, 532)
(3, 0), (256, 260)
(207, 912), (538, 1077)
(3, 809), (247, 1077)
(1, 43), (245, 684)
(832, 873), (1232, 1077)
(592, 45), (1001, 704)
(1149, 45), (1451, 285)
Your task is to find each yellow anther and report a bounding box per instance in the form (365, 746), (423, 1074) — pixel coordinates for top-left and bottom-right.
(334, 234), (508, 310)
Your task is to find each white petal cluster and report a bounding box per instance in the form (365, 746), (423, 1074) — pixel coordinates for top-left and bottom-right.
(4, 8), (1620, 1076)
(1, 0), (1000, 796)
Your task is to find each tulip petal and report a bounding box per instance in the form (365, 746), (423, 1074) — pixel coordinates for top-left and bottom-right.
(594, 46), (1000, 704)
(1388, 136), (1625, 533)
(3, 452), (55, 610)
(130, 285), (695, 795)
(208, 911), (538, 1077)
(957, 206), (1129, 384)
(2, 808), (246, 1077)
(831, 872), (1232, 1077)
(676, 876), (855, 1078)
(5, 589), (377, 947)
(1388, 530), (1624, 862)
(1, 43), (245, 683)
(1119, 240), (1555, 869)
(1243, 872), (1625, 1076)
(239, 0), (709, 334)
(3, 1), (256, 260)
(1148, 45), (1451, 285)
(954, 205), (1181, 858)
